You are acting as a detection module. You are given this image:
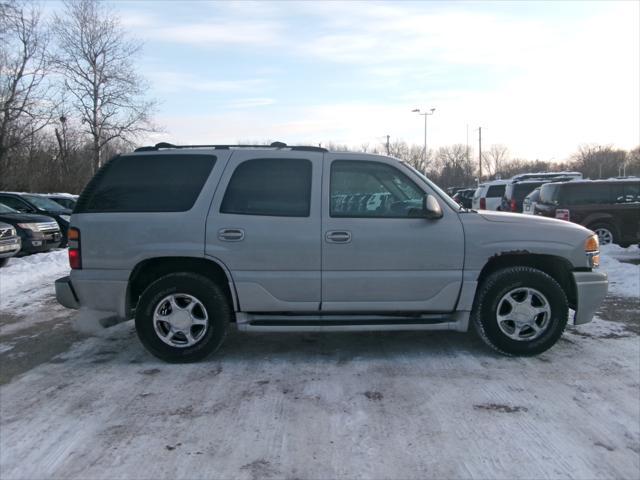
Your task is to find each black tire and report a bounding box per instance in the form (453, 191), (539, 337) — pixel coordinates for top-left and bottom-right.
(472, 266), (569, 356)
(588, 222), (618, 246)
(0, 257), (9, 268)
(135, 272), (230, 363)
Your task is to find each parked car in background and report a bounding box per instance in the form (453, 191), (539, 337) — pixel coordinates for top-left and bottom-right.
(535, 179), (640, 246)
(55, 142), (607, 363)
(0, 221), (21, 267)
(452, 188), (475, 208)
(0, 203), (62, 254)
(501, 180), (548, 213)
(522, 187), (541, 215)
(472, 179), (509, 210)
(0, 192), (71, 245)
(44, 193), (78, 210)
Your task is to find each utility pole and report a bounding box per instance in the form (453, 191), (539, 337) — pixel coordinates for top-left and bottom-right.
(466, 124), (469, 163)
(386, 135), (390, 155)
(478, 127), (482, 181)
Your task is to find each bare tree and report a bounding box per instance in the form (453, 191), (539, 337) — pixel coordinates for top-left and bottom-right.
(0, 1), (52, 164)
(482, 144), (509, 177)
(52, 0), (155, 173)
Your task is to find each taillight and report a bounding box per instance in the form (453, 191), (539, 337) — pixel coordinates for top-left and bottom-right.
(555, 209), (570, 221)
(510, 199), (517, 212)
(479, 197), (486, 210)
(68, 227), (82, 269)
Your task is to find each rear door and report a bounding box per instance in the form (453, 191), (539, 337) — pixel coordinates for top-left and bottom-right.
(321, 155), (464, 312)
(205, 151), (322, 312)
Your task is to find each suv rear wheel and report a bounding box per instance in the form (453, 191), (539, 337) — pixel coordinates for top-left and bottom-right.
(135, 272), (230, 362)
(473, 266), (569, 356)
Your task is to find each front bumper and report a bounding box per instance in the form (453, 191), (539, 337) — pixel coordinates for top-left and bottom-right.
(0, 237), (21, 258)
(573, 270), (608, 325)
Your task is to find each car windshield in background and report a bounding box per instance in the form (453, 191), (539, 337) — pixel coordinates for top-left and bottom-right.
(513, 182), (544, 201)
(0, 203), (18, 214)
(23, 194), (68, 211)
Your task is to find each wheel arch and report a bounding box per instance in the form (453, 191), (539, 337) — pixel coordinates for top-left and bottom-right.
(127, 256), (238, 318)
(475, 253), (577, 310)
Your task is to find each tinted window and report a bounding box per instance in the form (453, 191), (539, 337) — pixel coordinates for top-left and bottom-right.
(330, 161), (424, 218)
(564, 184), (611, 205)
(512, 182), (544, 201)
(613, 182), (640, 203)
(220, 158), (312, 217)
(76, 154), (216, 213)
(486, 185), (505, 197)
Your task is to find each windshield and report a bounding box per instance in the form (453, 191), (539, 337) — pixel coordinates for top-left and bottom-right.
(23, 194), (68, 212)
(401, 163), (463, 211)
(0, 203), (18, 214)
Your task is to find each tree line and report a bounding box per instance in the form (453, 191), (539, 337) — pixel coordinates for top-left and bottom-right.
(1, 0), (154, 193)
(2, 1), (638, 195)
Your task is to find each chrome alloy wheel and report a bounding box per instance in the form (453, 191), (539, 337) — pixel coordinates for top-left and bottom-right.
(153, 294), (209, 348)
(496, 287), (551, 341)
(594, 227), (613, 245)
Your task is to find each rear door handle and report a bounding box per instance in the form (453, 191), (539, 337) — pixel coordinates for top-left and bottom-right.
(325, 230), (352, 243)
(218, 228), (245, 242)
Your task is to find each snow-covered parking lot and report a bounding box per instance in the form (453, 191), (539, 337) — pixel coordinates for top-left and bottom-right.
(0, 247), (638, 479)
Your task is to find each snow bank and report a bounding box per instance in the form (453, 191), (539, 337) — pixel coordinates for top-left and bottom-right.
(0, 250), (70, 312)
(599, 244), (639, 299)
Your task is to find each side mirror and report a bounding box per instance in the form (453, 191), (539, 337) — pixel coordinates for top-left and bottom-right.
(423, 194), (443, 219)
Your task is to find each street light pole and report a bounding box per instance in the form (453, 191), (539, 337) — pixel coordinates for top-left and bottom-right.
(412, 107), (435, 169)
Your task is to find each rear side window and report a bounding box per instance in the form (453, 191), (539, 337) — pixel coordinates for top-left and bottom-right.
(76, 154), (216, 213)
(613, 182), (640, 203)
(486, 185), (505, 197)
(564, 184), (611, 205)
(220, 158), (312, 217)
(513, 182), (543, 201)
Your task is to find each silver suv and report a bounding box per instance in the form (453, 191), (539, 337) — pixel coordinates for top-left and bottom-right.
(55, 143), (608, 362)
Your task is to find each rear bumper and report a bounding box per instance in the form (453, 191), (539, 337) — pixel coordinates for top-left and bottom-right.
(572, 270), (608, 325)
(55, 276), (80, 309)
(56, 270), (129, 318)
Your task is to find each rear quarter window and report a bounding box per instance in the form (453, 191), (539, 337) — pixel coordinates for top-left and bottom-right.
(75, 154), (216, 213)
(486, 185), (505, 197)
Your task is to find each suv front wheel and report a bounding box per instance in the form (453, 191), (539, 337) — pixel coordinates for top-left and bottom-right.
(473, 266), (569, 356)
(135, 272), (230, 362)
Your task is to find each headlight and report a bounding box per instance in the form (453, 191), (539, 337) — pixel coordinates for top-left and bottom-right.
(59, 215), (71, 222)
(585, 234), (600, 268)
(17, 223), (41, 232)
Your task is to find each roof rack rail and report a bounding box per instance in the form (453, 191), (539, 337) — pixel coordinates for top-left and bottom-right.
(134, 141), (328, 153)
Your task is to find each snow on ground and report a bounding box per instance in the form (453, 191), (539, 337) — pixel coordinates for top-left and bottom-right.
(600, 244), (640, 298)
(0, 249), (70, 313)
(0, 245), (638, 479)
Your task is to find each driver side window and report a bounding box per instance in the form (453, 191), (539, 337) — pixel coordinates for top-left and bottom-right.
(330, 160), (424, 218)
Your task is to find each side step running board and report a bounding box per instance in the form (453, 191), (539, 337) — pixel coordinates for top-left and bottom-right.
(235, 312), (470, 333)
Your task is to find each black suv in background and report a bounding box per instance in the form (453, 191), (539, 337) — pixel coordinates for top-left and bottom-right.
(535, 179), (640, 246)
(0, 203), (62, 254)
(0, 192), (71, 245)
(501, 180), (548, 213)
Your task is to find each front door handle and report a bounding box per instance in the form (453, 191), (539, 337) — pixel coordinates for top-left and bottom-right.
(325, 230), (352, 243)
(218, 228), (245, 242)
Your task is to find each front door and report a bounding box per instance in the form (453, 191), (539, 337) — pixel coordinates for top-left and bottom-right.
(321, 155), (465, 312)
(206, 151), (323, 312)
